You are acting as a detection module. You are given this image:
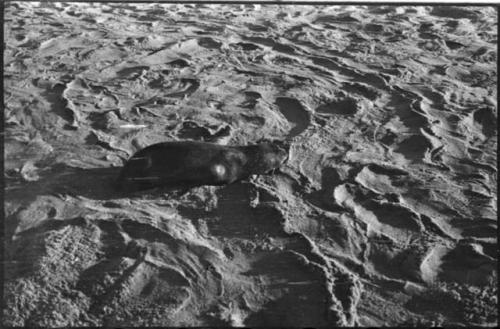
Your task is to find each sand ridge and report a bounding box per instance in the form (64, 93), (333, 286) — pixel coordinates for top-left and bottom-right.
(3, 2), (498, 327)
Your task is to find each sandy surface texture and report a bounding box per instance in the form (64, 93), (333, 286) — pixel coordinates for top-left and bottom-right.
(3, 2), (498, 327)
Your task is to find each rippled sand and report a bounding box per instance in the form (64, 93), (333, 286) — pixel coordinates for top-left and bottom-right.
(4, 2), (497, 326)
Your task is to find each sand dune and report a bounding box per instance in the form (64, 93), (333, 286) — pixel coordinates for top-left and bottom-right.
(3, 2), (497, 327)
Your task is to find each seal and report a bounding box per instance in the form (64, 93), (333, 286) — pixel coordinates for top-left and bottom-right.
(116, 140), (289, 191)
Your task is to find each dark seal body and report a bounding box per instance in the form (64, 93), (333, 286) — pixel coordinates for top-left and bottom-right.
(116, 140), (289, 191)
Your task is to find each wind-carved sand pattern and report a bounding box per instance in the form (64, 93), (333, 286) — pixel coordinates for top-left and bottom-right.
(4, 2), (497, 327)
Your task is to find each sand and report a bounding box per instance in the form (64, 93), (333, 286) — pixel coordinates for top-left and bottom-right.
(3, 2), (498, 327)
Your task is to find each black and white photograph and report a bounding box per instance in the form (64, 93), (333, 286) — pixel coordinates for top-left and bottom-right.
(3, 0), (498, 327)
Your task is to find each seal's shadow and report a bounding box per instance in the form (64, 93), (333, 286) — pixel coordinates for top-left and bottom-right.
(6, 163), (124, 203)
(5, 163), (200, 204)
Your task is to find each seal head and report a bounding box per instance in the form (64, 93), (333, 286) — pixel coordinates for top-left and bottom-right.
(241, 140), (290, 175)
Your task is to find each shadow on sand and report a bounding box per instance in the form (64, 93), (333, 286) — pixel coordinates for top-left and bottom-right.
(5, 163), (125, 202)
(5, 163), (200, 204)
